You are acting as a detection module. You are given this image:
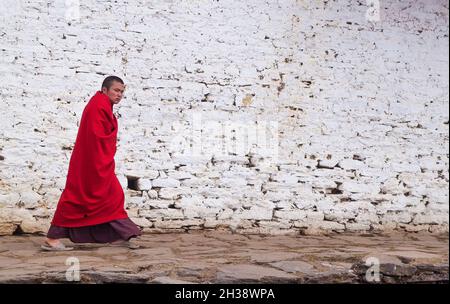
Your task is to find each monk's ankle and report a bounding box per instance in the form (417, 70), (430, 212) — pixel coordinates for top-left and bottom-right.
(46, 238), (61, 245)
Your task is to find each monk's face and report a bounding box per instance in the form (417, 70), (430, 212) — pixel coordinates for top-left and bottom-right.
(102, 81), (125, 105)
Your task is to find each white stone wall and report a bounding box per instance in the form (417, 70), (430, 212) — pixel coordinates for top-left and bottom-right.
(0, 0), (448, 235)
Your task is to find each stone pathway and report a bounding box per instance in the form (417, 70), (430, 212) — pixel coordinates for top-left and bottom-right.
(0, 231), (448, 283)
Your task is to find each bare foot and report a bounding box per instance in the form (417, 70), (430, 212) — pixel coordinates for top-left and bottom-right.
(45, 238), (63, 247)
(109, 239), (141, 249)
(41, 238), (73, 251)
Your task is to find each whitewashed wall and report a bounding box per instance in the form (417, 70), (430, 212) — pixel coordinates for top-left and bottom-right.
(0, 0), (448, 235)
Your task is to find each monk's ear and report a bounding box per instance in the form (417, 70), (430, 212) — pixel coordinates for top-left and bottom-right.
(101, 87), (107, 94)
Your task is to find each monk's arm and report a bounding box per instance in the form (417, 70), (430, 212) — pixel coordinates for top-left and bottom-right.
(89, 106), (116, 140)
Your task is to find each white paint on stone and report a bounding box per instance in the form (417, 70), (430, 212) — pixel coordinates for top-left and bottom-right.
(0, 0), (448, 234)
(152, 178), (181, 188)
(136, 178), (152, 191)
(236, 206), (273, 221)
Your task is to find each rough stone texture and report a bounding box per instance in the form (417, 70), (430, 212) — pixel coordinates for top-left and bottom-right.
(0, 0), (448, 234)
(0, 231), (447, 283)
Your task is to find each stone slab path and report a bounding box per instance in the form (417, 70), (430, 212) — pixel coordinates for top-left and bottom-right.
(0, 231), (448, 283)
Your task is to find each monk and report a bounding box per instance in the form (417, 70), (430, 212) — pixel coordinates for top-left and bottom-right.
(41, 76), (142, 251)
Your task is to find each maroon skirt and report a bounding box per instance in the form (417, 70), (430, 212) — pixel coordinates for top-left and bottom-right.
(47, 218), (142, 243)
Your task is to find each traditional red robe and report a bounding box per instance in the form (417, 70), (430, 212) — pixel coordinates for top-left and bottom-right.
(51, 91), (128, 227)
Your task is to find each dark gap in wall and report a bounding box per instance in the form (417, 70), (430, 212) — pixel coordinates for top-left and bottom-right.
(330, 188), (343, 194)
(13, 225), (24, 235)
(127, 176), (139, 190)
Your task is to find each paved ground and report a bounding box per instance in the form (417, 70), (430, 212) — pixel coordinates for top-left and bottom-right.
(0, 231), (448, 283)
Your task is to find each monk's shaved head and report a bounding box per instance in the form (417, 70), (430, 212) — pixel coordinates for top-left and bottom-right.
(101, 76), (124, 90)
(101, 76), (125, 105)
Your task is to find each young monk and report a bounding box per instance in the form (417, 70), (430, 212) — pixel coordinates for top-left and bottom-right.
(42, 76), (142, 251)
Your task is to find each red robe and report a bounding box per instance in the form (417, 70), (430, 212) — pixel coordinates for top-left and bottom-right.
(51, 91), (128, 227)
